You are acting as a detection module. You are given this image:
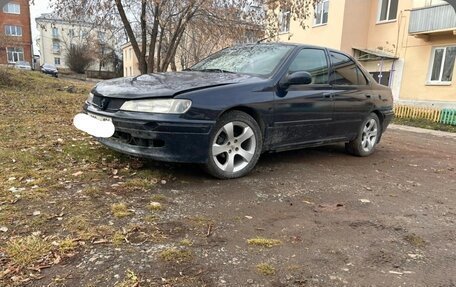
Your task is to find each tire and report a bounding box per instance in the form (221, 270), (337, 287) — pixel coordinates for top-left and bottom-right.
(346, 113), (381, 157)
(205, 111), (262, 179)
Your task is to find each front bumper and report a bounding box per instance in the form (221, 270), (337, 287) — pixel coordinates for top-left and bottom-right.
(84, 104), (215, 163)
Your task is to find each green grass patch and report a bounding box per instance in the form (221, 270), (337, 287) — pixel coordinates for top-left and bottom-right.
(393, 118), (456, 133)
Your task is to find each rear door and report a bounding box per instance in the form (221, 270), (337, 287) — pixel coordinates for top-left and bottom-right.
(328, 51), (373, 139)
(272, 48), (334, 148)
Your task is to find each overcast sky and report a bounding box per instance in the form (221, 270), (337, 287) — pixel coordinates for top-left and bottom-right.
(30, 0), (52, 54)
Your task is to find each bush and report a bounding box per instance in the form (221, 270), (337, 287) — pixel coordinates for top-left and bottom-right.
(65, 45), (93, 74)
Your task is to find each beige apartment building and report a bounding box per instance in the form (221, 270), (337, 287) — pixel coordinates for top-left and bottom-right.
(278, 0), (456, 107)
(36, 13), (116, 72)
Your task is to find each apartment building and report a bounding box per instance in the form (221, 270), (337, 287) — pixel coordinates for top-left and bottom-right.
(278, 0), (456, 107)
(0, 0), (33, 65)
(35, 13), (116, 72)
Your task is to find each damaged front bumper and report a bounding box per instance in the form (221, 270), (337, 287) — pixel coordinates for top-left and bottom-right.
(83, 104), (215, 163)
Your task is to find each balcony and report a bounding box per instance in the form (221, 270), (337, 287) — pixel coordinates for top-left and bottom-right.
(409, 4), (456, 35)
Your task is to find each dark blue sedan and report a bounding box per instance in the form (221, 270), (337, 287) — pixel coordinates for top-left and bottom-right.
(74, 43), (394, 179)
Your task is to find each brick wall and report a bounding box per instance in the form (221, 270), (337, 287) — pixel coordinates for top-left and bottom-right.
(0, 0), (33, 65)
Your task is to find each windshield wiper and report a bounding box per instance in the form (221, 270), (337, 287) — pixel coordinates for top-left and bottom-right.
(189, 68), (235, 74)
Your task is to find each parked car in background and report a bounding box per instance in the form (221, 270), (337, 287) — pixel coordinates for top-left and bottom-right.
(74, 43), (394, 179)
(14, 61), (32, 71)
(41, 64), (58, 77)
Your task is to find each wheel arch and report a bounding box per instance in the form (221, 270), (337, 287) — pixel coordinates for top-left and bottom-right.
(217, 106), (266, 136)
(371, 109), (384, 129)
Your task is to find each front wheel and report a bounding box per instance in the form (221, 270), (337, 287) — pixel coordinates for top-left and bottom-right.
(346, 113), (381, 157)
(205, 111), (262, 179)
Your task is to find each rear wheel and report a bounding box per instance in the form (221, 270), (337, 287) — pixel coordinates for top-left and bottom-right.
(346, 113), (381, 157)
(205, 111), (262, 179)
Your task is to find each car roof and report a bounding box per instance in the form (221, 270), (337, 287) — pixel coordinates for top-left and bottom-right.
(237, 42), (353, 58)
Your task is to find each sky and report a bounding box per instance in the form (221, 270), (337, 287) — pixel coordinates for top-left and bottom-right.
(30, 0), (53, 54)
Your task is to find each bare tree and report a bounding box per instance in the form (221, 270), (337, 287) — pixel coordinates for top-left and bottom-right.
(53, 0), (317, 74)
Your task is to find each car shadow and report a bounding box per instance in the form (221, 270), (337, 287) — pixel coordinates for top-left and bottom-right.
(139, 143), (350, 180)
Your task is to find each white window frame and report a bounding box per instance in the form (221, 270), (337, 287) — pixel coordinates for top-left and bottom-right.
(52, 27), (59, 38)
(3, 2), (20, 14)
(314, 0), (329, 26)
(6, 47), (24, 63)
(52, 42), (61, 54)
(278, 10), (291, 34)
(4, 25), (22, 36)
(377, 0), (398, 23)
(427, 46), (456, 85)
(54, 57), (61, 65)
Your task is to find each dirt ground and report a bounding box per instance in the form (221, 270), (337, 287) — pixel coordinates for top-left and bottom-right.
(9, 129), (456, 287)
(1, 71), (455, 287)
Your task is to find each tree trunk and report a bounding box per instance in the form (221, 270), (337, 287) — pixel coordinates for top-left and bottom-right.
(147, 3), (160, 73)
(114, 0), (147, 74)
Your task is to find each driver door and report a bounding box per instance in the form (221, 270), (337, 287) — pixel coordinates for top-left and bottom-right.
(272, 48), (334, 148)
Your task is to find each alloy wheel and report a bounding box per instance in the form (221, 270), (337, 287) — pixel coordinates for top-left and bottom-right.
(211, 121), (256, 174)
(361, 119), (378, 152)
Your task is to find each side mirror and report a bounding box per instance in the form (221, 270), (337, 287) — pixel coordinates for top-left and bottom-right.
(280, 71), (313, 89)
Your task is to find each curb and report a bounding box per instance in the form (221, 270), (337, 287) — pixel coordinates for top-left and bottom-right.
(388, 124), (456, 139)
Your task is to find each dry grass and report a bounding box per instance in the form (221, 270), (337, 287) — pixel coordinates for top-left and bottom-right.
(59, 238), (78, 254)
(256, 263), (276, 275)
(149, 201), (164, 211)
(114, 270), (140, 287)
(111, 203), (132, 218)
(159, 248), (193, 263)
(247, 237), (282, 248)
(404, 233), (427, 248)
(6, 236), (52, 267)
(180, 239), (193, 246)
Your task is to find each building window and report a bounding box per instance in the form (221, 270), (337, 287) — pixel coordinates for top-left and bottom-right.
(429, 46), (456, 83)
(52, 27), (59, 38)
(54, 57), (61, 65)
(52, 42), (60, 53)
(6, 47), (24, 63)
(5, 25), (22, 36)
(278, 10), (290, 34)
(98, 31), (106, 43)
(68, 29), (75, 37)
(377, 0), (398, 22)
(314, 0), (329, 26)
(3, 2), (20, 14)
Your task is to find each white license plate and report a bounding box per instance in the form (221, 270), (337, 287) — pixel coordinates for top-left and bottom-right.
(74, 113), (115, 138)
(88, 113), (112, 122)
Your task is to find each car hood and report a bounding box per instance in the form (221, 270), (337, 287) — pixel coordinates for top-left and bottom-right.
(94, 71), (260, 99)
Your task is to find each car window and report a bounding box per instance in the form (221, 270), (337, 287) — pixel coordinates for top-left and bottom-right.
(288, 48), (329, 84)
(191, 45), (294, 76)
(330, 52), (368, 86)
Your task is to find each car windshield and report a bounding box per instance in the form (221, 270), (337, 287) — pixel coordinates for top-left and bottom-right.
(190, 44), (294, 76)
(43, 64), (56, 69)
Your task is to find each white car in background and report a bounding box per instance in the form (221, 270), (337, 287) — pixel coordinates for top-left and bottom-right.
(14, 61), (32, 71)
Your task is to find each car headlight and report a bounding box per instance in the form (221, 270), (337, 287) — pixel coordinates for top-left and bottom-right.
(120, 99), (192, 114)
(86, 92), (94, 104)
